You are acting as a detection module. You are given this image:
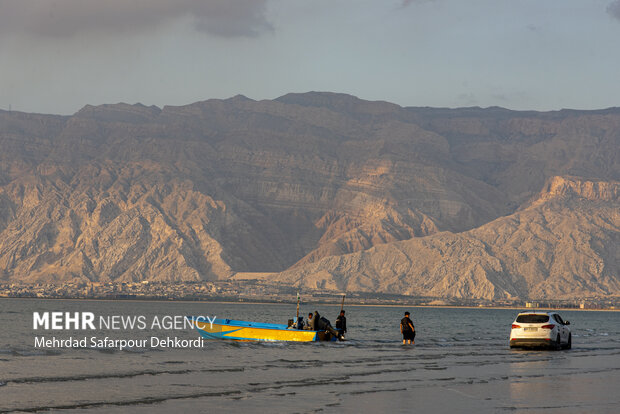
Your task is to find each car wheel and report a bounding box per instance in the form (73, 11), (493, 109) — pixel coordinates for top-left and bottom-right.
(565, 334), (572, 350)
(555, 334), (561, 350)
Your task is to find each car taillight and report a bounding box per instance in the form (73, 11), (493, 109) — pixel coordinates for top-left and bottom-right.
(541, 324), (555, 329)
(511, 324), (520, 329)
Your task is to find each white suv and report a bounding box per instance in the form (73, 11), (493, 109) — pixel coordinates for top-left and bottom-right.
(509, 311), (572, 349)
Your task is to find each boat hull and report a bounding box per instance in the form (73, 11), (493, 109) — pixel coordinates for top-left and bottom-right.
(188, 317), (335, 342)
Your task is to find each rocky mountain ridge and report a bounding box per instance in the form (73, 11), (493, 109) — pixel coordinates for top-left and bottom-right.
(0, 93), (618, 300)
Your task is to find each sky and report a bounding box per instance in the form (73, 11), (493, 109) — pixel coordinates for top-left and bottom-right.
(1, 0), (620, 115)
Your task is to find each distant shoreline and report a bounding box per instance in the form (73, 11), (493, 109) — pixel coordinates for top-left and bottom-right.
(1, 296), (617, 311)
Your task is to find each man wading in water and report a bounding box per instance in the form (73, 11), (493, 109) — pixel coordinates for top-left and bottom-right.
(335, 310), (347, 338)
(400, 311), (415, 345)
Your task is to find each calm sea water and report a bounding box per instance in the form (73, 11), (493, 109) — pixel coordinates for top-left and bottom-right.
(0, 299), (618, 413)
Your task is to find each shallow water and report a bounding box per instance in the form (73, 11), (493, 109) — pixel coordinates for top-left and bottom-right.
(0, 299), (618, 413)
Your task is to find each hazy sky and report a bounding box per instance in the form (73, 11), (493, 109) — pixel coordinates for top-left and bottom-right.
(2, 0), (620, 115)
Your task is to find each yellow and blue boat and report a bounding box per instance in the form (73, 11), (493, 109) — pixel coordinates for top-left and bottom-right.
(188, 317), (338, 342)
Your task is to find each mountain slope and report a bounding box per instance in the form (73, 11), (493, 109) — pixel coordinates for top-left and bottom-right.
(272, 177), (619, 300)
(0, 93), (618, 299)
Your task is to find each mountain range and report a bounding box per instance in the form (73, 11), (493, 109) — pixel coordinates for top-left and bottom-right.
(0, 92), (618, 300)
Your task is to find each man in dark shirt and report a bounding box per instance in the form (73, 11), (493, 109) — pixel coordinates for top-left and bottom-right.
(335, 310), (347, 338)
(400, 311), (415, 345)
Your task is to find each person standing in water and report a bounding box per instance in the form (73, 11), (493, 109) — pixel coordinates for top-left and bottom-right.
(335, 310), (347, 338)
(400, 311), (415, 345)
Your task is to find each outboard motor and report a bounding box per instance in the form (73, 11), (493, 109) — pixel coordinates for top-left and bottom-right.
(318, 316), (331, 330)
(318, 316), (343, 340)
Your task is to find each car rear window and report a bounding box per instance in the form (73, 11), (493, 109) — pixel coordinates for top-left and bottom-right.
(516, 314), (549, 323)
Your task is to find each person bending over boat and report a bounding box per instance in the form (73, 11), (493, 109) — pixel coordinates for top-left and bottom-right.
(335, 310), (347, 338)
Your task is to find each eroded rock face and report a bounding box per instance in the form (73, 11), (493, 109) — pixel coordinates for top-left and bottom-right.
(0, 93), (618, 299)
(0, 171), (236, 283)
(536, 176), (619, 203)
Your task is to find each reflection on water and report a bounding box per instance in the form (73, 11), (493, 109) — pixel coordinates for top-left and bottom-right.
(0, 299), (618, 413)
(509, 356), (566, 407)
(509, 344), (620, 412)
